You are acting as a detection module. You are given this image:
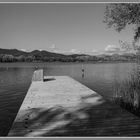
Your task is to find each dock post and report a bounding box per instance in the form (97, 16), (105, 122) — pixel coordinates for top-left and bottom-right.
(32, 69), (44, 81)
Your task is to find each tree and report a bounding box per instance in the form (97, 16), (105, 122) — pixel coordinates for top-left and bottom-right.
(2, 54), (14, 62)
(16, 55), (26, 62)
(104, 3), (140, 41)
(25, 55), (34, 62)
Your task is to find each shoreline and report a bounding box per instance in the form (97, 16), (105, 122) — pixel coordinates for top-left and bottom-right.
(0, 61), (137, 68)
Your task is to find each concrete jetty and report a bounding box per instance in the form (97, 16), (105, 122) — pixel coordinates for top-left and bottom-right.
(8, 69), (140, 136)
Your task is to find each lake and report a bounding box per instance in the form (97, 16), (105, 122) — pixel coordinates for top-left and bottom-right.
(0, 62), (138, 136)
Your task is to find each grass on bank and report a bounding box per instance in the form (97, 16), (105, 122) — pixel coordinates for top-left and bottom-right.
(113, 66), (140, 116)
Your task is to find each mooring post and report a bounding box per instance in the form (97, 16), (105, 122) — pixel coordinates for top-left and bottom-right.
(32, 69), (44, 81)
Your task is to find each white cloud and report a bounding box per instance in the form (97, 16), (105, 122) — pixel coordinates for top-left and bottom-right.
(20, 49), (27, 52)
(55, 49), (82, 55)
(105, 45), (120, 52)
(92, 49), (98, 53)
(52, 50), (62, 53)
(70, 49), (77, 53)
(49, 43), (59, 53)
(104, 44), (136, 55)
(50, 44), (56, 49)
(90, 49), (102, 55)
(70, 49), (81, 54)
(51, 49), (68, 54)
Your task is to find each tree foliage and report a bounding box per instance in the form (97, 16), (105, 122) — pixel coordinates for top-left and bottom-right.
(104, 3), (140, 41)
(0, 53), (137, 63)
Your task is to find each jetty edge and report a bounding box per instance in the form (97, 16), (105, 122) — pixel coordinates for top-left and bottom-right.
(8, 69), (140, 136)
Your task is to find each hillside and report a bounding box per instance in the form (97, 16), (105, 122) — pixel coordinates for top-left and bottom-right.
(0, 48), (28, 56)
(0, 48), (137, 62)
(0, 48), (66, 57)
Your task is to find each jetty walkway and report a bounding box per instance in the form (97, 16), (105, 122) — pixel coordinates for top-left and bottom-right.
(8, 69), (140, 136)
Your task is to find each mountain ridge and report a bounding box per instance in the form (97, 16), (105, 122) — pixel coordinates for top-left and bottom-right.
(0, 48), (137, 62)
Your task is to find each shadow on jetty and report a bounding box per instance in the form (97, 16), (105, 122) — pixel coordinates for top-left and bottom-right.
(9, 94), (140, 137)
(43, 78), (56, 82)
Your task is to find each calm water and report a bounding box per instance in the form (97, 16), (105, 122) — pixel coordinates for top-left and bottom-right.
(0, 62), (137, 136)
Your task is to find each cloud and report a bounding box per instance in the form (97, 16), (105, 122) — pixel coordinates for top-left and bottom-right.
(51, 49), (68, 54)
(49, 43), (60, 53)
(52, 50), (63, 53)
(104, 44), (137, 55)
(105, 45), (120, 53)
(92, 49), (98, 53)
(90, 49), (102, 55)
(55, 49), (82, 55)
(70, 49), (77, 53)
(20, 49), (27, 52)
(70, 49), (81, 54)
(50, 44), (56, 49)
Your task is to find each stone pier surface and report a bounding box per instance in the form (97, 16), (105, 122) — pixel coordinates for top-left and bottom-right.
(8, 75), (140, 136)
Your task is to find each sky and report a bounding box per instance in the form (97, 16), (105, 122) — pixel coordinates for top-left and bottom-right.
(0, 3), (136, 55)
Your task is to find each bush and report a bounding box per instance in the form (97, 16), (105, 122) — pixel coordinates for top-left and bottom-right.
(113, 66), (140, 116)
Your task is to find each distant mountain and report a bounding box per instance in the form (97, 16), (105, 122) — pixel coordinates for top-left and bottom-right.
(0, 48), (66, 57)
(0, 48), (92, 58)
(0, 48), (137, 62)
(120, 53), (136, 57)
(29, 50), (66, 57)
(0, 48), (28, 56)
(68, 54), (90, 58)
